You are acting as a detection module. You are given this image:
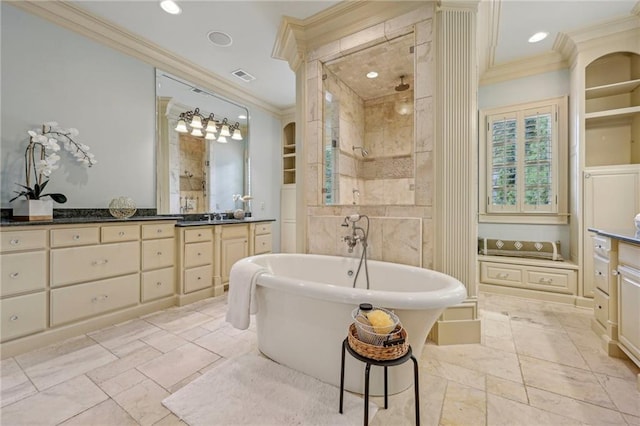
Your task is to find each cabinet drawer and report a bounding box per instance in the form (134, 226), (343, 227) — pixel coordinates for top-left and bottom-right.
(0, 292), (47, 342)
(0, 251), (47, 297)
(255, 223), (271, 235)
(619, 243), (640, 270)
(51, 241), (139, 287)
(184, 228), (212, 243)
(142, 239), (175, 271)
(593, 235), (612, 259)
(51, 227), (99, 248)
(141, 267), (174, 302)
(594, 288), (609, 329)
(101, 225), (140, 243)
(525, 268), (575, 294)
(480, 263), (522, 285)
(593, 255), (610, 294)
(254, 234), (272, 254)
(50, 274), (139, 326)
(142, 223), (175, 240)
(1, 230), (47, 252)
(184, 241), (212, 268)
(221, 224), (248, 239)
(184, 265), (212, 293)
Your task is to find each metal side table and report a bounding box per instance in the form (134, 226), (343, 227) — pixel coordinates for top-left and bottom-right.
(339, 338), (420, 426)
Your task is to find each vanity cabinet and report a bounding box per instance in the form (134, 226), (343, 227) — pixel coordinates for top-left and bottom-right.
(589, 235), (620, 355)
(617, 242), (640, 367)
(0, 220), (177, 358)
(0, 229), (48, 342)
(174, 220), (273, 305)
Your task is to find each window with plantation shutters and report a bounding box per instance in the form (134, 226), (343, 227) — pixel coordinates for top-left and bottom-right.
(480, 96), (568, 224)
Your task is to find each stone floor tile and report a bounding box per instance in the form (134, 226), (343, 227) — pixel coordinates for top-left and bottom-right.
(511, 322), (589, 369)
(440, 381), (486, 426)
(112, 378), (170, 426)
(89, 319), (161, 350)
(97, 368), (148, 397)
(152, 413), (189, 425)
(596, 373), (640, 417)
(486, 375), (528, 404)
(421, 357), (486, 391)
(141, 330), (190, 353)
(15, 335), (96, 370)
(87, 345), (162, 384)
(59, 399), (138, 425)
(487, 393), (584, 425)
(0, 357), (37, 407)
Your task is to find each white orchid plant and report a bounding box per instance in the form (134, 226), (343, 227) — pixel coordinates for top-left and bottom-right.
(10, 122), (96, 204)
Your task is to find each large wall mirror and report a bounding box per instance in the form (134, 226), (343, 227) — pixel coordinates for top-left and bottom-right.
(156, 70), (250, 214)
(322, 33), (415, 205)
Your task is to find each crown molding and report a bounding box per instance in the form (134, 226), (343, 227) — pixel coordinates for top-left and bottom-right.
(480, 51), (568, 86)
(477, 0), (501, 77)
(271, 0), (427, 71)
(7, 0), (283, 116)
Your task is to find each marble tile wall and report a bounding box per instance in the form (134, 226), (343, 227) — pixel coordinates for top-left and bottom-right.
(305, 5), (435, 268)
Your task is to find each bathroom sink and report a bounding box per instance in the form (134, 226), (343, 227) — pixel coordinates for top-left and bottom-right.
(176, 218), (245, 226)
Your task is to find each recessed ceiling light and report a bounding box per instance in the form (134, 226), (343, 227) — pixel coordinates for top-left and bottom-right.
(528, 32), (548, 43)
(366, 71), (378, 79)
(160, 0), (181, 15)
(208, 31), (233, 47)
(238, 114), (247, 120)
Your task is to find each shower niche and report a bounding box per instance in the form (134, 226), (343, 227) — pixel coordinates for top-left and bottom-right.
(322, 32), (415, 206)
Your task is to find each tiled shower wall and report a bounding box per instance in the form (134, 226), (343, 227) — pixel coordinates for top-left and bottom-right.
(305, 5), (434, 268)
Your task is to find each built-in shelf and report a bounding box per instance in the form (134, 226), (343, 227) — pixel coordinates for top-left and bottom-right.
(283, 153), (296, 158)
(283, 144), (296, 149)
(283, 122), (296, 185)
(585, 79), (640, 100)
(585, 106), (640, 121)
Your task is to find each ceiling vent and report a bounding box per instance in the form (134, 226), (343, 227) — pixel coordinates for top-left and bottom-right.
(231, 69), (256, 82)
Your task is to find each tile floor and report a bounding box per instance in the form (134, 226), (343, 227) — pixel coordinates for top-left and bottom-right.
(1, 292), (639, 425)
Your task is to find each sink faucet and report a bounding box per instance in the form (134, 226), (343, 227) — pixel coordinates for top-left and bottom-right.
(204, 214), (212, 222)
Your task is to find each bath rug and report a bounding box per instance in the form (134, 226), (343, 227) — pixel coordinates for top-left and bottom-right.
(162, 353), (378, 426)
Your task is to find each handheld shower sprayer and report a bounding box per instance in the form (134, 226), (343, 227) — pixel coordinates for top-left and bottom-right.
(352, 146), (369, 157)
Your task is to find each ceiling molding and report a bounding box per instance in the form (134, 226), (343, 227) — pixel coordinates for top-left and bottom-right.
(271, 0), (426, 71)
(476, 0), (501, 77)
(7, 0), (284, 116)
(479, 51), (568, 86)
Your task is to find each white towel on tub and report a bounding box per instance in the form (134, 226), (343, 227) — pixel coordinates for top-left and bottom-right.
(226, 261), (266, 330)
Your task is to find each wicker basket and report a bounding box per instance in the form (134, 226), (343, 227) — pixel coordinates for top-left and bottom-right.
(347, 323), (409, 361)
(351, 306), (400, 345)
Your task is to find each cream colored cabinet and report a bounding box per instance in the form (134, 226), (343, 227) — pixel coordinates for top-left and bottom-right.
(590, 235), (620, 355)
(583, 167), (640, 298)
(221, 225), (249, 285)
(478, 256), (578, 299)
(0, 220), (177, 357)
(253, 222), (272, 255)
(140, 223), (175, 302)
(0, 229), (48, 343)
(178, 227), (213, 296)
(617, 242), (640, 367)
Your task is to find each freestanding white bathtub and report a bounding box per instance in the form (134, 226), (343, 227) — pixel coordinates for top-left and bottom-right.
(234, 253), (467, 395)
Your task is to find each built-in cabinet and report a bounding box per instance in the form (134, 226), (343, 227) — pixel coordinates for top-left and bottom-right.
(0, 221), (177, 357)
(617, 242), (640, 368)
(282, 122), (296, 185)
(175, 221), (272, 305)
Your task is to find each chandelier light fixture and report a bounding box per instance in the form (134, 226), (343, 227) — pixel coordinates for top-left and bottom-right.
(175, 108), (243, 143)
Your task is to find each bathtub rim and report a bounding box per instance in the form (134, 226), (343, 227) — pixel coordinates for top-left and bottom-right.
(238, 253), (468, 310)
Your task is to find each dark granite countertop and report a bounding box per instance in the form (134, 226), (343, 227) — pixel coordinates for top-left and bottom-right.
(175, 218), (276, 227)
(0, 215), (182, 227)
(587, 227), (640, 245)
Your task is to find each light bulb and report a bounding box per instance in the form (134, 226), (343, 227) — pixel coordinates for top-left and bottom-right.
(232, 129), (242, 140)
(191, 114), (203, 129)
(217, 135), (228, 143)
(175, 119), (188, 133)
(220, 124), (231, 137)
(205, 120), (217, 133)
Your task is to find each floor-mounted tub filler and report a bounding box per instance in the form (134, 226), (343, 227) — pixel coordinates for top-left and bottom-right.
(227, 253), (467, 395)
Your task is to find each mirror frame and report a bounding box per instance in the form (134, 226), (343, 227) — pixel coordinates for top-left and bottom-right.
(155, 69), (250, 215)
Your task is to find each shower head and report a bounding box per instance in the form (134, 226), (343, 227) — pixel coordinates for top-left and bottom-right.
(395, 75), (410, 92)
(352, 146), (369, 157)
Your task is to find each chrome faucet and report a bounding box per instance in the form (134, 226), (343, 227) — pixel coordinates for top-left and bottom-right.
(341, 214), (371, 289)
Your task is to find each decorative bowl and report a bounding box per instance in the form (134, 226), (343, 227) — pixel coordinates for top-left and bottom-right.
(109, 196), (137, 219)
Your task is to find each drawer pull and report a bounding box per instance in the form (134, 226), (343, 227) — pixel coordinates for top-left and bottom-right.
(156, 281), (163, 286)
(157, 229), (163, 233)
(612, 270), (619, 276)
(92, 259), (109, 266)
(9, 315), (18, 321)
(118, 231), (125, 237)
(157, 251), (163, 256)
(73, 235), (81, 241)
(497, 272), (509, 279)
(9, 272), (19, 279)
(595, 244), (603, 249)
(197, 252), (202, 256)
(538, 278), (553, 284)
(198, 233), (202, 237)
(91, 294), (109, 303)
(197, 276), (202, 280)
(10, 239), (19, 246)
(595, 271), (603, 276)
(597, 305), (603, 310)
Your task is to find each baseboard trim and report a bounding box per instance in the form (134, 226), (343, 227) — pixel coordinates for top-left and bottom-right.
(480, 283), (592, 307)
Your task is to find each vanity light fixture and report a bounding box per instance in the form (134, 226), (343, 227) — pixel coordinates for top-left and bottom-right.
(160, 0), (181, 15)
(528, 31), (548, 43)
(366, 71), (378, 79)
(175, 108), (242, 142)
